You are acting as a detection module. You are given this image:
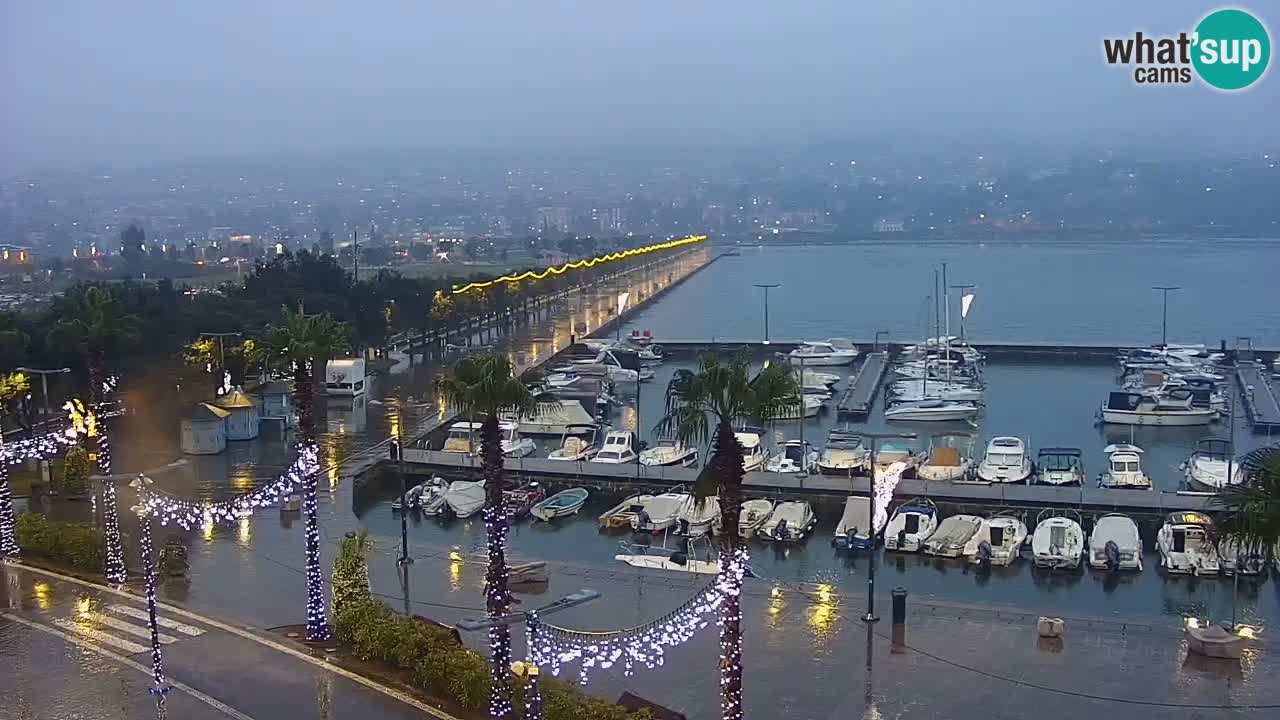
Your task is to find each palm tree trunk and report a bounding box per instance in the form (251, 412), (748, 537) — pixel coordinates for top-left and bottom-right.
(480, 414), (514, 719)
(712, 420), (746, 720)
(88, 350), (127, 583)
(296, 359), (330, 641)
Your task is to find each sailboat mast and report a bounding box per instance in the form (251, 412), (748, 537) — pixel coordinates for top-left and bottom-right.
(943, 262), (951, 385)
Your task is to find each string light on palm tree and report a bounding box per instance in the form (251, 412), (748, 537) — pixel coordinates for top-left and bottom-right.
(129, 475), (170, 696)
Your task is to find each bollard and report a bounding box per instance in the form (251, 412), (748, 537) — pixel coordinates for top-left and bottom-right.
(891, 587), (908, 626)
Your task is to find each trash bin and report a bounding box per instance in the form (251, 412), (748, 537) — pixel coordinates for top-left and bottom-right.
(891, 587), (908, 625)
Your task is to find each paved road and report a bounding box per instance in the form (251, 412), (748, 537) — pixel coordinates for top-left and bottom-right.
(0, 563), (450, 720)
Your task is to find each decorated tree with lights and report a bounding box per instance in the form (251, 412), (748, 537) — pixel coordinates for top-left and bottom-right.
(655, 352), (798, 720)
(1215, 446), (1280, 563)
(254, 303), (352, 641)
(434, 354), (547, 720)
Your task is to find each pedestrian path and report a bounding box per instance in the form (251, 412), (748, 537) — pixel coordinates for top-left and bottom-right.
(47, 601), (207, 656)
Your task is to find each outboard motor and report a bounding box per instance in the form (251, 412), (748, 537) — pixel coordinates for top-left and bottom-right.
(1104, 540), (1121, 571)
(977, 541), (993, 568)
(775, 518), (789, 541)
(634, 509), (650, 532)
(669, 551), (688, 566)
(897, 528), (908, 550)
(677, 519), (690, 536)
(847, 527), (859, 549)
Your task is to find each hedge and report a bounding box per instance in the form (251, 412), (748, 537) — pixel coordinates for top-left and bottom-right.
(15, 512), (104, 571)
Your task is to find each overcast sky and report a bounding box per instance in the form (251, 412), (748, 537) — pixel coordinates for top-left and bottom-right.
(3, 1), (1276, 171)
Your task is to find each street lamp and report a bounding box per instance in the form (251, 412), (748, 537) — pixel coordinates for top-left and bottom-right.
(860, 432), (917, 622)
(752, 283), (780, 344)
(457, 588), (602, 720)
(1151, 286), (1180, 348)
(391, 406), (412, 568)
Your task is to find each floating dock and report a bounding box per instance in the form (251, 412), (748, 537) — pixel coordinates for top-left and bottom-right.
(394, 449), (1214, 518)
(836, 351), (889, 418)
(1236, 364), (1280, 429)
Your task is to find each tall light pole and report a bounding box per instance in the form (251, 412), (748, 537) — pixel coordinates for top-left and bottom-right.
(17, 366), (71, 488)
(1152, 286), (1180, 348)
(753, 283), (780, 344)
(860, 431), (917, 622)
(392, 405), (412, 568)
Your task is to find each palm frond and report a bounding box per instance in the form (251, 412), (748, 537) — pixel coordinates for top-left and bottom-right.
(1213, 445), (1280, 557)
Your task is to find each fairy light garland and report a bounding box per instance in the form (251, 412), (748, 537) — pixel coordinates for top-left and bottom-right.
(0, 460), (17, 556)
(302, 445), (330, 641)
(139, 509), (170, 693)
(484, 501), (515, 719)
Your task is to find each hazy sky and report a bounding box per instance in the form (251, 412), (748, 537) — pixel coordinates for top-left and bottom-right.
(3, 1), (1276, 171)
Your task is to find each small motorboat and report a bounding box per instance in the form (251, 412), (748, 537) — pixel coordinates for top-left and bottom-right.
(884, 399), (980, 423)
(639, 439), (698, 468)
(975, 437), (1033, 484)
(964, 514), (1029, 566)
(872, 441), (919, 474)
(883, 499), (938, 552)
(1181, 438), (1242, 492)
(393, 476), (447, 512)
(802, 369), (842, 388)
(833, 496), (876, 550)
(737, 432), (770, 472)
(503, 483), (546, 520)
(531, 487), (589, 522)
(499, 421), (536, 458)
(1035, 447), (1085, 486)
(616, 536), (721, 575)
(1157, 511), (1220, 576)
(629, 492), (688, 532)
(788, 339), (859, 366)
(598, 493), (656, 530)
(765, 440), (818, 474)
(445, 480), (486, 518)
(1030, 510), (1085, 570)
(923, 515), (983, 558)
(674, 495), (720, 537)
(1087, 513), (1143, 571)
(758, 501), (816, 542)
(1101, 389), (1216, 426)
(391, 483), (427, 511)
(503, 399), (597, 437)
(916, 433), (974, 482)
(817, 430), (868, 475)
(768, 395), (824, 420)
(738, 498), (775, 538)
(589, 430), (639, 464)
(1098, 444), (1152, 490)
(442, 422), (480, 454)
(547, 424), (601, 461)
(1217, 536), (1269, 576)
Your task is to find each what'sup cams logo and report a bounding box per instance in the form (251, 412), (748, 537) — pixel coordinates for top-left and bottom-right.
(1104, 8), (1270, 90)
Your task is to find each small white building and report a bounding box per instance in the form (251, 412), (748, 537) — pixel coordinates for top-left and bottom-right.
(215, 387), (260, 441)
(325, 358), (366, 397)
(257, 380), (295, 428)
(180, 403), (229, 455)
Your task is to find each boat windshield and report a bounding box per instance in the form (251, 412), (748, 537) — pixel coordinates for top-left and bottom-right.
(1040, 454), (1079, 472)
(1112, 459), (1141, 473)
(987, 452), (1022, 466)
(784, 444), (805, 461)
(598, 450), (621, 461)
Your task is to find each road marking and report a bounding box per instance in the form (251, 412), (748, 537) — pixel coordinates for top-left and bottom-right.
(82, 611), (178, 644)
(107, 604), (206, 636)
(51, 617), (149, 654)
(7, 560), (463, 720)
(3, 612), (256, 720)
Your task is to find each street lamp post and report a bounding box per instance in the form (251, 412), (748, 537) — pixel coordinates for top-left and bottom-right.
(1152, 286), (1181, 348)
(393, 406), (412, 568)
(752, 283), (780, 344)
(861, 432), (917, 622)
(16, 366), (71, 487)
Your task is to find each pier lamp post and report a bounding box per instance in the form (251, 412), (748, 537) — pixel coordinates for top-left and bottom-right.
(457, 589), (602, 720)
(860, 432), (917, 622)
(1151, 286), (1180, 348)
(752, 283), (780, 344)
(392, 405), (412, 568)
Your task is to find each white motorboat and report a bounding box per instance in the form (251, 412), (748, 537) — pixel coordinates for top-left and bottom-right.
(598, 493), (656, 529)
(975, 437), (1033, 484)
(675, 495), (720, 537)
(442, 422), (480, 454)
(639, 439), (698, 468)
(543, 372), (583, 389)
(885, 399), (979, 423)
(1088, 514), (1143, 571)
(1030, 510), (1085, 570)
(547, 424), (601, 461)
(1157, 511), (1220, 575)
(758, 501), (816, 542)
(1098, 444), (1152, 490)
(891, 380), (984, 403)
(964, 515), (1028, 566)
(765, 440), (818, 473)
(738, 498), (775, 538)
(1101, 390), (1216, 426)
(418, 478), (450, 515)
(392, 482), (426, 511)
(569, 348), (646, 382)
(737, 432), (770, 472)
(768, 395), (824, 420)
(872, 441), (919, 474)
(817, 431), (868, 474)
(923, 514), (983, 558)
(833, 496), (877, 550)
(884, 499), (938, 552)
(629, 492), (688, 532)
(1182, 438), (1242, 492)
(788, 339), (859, 366)
(1217, 536), (1268, 576)
(590, 430), (638, 464)
(916, 434), (974, 482)
(499, 421), (536, 458)
(530, 488), (589, 522)
(1035, 447), (1085, 486)
(445, 480), (486, 518)
(803, 369), (842, 387)
(616, 536), (720, 575)
(504, 399), (597, 436)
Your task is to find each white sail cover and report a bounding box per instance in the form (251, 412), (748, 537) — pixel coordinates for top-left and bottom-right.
(961, 292), (975, 319)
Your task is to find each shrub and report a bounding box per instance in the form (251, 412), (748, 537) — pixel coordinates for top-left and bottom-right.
(61, 445), (92, 496)
(15, 512), (104, 572)
(332, 530), (371, 616)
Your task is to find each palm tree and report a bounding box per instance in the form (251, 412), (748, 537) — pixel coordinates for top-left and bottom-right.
(434, 353), (546, 720)
(49, 286), (140, 410)
(654, 352), (798, 720)
(1215, 445), (1280, 568)
(255, 304), (353, 641)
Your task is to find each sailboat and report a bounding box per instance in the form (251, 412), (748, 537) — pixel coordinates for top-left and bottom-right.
(885, 267), (980, 423)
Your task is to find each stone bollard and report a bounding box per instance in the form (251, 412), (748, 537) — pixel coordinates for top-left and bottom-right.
(891, 587), (908, 625)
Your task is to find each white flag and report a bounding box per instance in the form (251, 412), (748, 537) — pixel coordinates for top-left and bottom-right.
(961, 292), (975, 319)
(617, 292), (630, 315)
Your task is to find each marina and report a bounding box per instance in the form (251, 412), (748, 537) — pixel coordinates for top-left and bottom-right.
(835, 350), (890, 417)
(1237, 363), (1280, 429)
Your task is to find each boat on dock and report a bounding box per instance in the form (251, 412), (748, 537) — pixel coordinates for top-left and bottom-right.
(1088, 514), (1143, 571)
(965, 514), (1029, 566)
(872, 441), (920, 475)
(833, 496), (876, 550)
(616, 535), (721, 575)
(442, 422), (479, 454)
(503, 483), (546, 520)
(1034, 447), (1085, 486)
(1031, 510), (1085, 570)
(629, 492), (688, 532)
(675, 495), (720, 537)
(758, 501), (816, 542)
(393, 476), (448, 512)
(738, 498), (775, 538)
(531, 488), (589, 521)
(765, 440), (818, 473)
(639, 439), (698, 468)
(445, 480), (486, 518)
(598, 493), (657, 529)
(916, 433), (974, 482)
(547, 424), (601, 461)
(1217, 536), (1268, 576)
(1181, 438), (1242, 492)
(1098, 444), (1152, 490)
(499, 421), (537, 458)
(975, 437), (1033, 484)
(589, 430), (639, 464)
(885, 398), (979, 423)
(788, 339), (859, 366)
(884, 499), (938, 552)
(1101, 390), (1216, 426)
(504, 399), (597, 436)
(737, 432), (770, 472)
(923, 514), (983, 558)
(769, 395), (824, 420)
(817, 430), (868, 474)
(1157, 511), (1220, 575)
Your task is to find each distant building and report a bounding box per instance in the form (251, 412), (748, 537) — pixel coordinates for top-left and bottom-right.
(592, 207), (624, 233)
(536, 206), (571, 232)
(874, 219), (905, 233)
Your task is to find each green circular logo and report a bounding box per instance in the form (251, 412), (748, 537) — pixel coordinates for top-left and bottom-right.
(1192, 9), (1270, 90)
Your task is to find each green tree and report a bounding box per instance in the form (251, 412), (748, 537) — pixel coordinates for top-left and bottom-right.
(653, 352), (798, 720)
(0, 372), (33, 430)
(47, 286), (140, 408)
(61, 445), (92, 496)
(1215, 446), (1280, 568)
(433, 354), (547, 720)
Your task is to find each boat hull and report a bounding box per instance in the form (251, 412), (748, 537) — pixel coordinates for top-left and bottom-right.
(1101, 409), (1215, 426)
(885, 406), (978, 422)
